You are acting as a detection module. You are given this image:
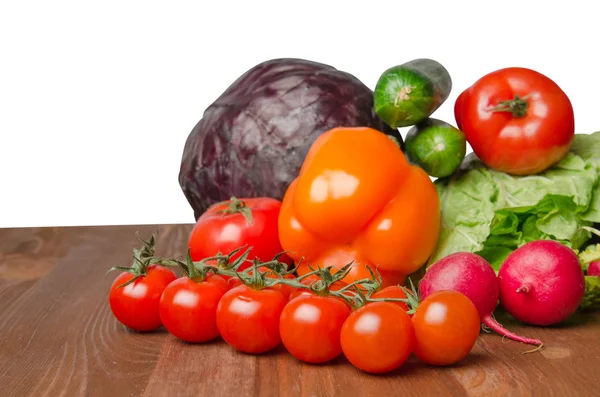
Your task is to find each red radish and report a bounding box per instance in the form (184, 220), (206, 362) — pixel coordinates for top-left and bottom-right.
(588, 261), (600, 277)
(498, 240), (585, 326)
(419, 252), (542, 347)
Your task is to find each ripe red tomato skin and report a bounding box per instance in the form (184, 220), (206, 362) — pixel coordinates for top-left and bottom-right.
(216, 284), (288, 354)
(188, 197), (291, 270)
(340, 301), (414, 374)
(279, 294), (351, 364)
(458, 67), (574, 175)
(411, 290), (481, 366)
(108, 265), (177, 332)
(159, 274), (228, 343)
(454, 89), (467, 130)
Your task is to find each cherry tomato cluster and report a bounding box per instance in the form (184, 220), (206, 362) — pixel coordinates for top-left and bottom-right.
(108, 234), (481, 374)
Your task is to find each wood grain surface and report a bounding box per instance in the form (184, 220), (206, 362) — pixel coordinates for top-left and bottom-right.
(0, 224), (599, 397)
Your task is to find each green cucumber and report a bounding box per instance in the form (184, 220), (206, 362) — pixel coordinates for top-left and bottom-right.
(404, 118), (466, 178)
(374, 58), (452, 128)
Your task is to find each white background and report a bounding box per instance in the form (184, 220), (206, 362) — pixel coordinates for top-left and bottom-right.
(1, 0), (598, 228)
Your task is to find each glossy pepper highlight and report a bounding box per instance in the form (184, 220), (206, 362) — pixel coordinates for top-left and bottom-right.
(278, 127), (441, 287)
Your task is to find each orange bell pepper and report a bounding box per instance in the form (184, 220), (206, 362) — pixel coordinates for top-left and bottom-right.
(278, 126), (440, 287)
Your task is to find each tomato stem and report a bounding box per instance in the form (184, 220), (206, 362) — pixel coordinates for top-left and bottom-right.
(180, 250), (224, 282)
(110, 234), (428, 314)
(396, 278), (421, 315)
(488, 94), (530, 118)
(191, 245), (254, 277)
(216, 197), (254, 224)
(106, 233), (159, 288)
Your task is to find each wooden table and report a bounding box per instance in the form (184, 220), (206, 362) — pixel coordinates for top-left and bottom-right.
(1, 224), (599, 397)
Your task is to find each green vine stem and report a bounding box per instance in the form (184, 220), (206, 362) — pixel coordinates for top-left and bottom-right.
(106, 234), (160, 288)
(108, 234), (428, 313)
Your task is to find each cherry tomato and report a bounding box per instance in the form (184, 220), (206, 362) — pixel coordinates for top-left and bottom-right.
(279, 294), (351, 364)
(216, 284), (288, 354)
(227, 269), (295, 298)
(340, 301), (414, 374)
(159, 274), (228, 343)
(188, 197), (292, 272)
(370, 285), (409, 312)
(108, 265), (177, 332)
(412, 290), (480, 366)
(456, 67), (574, 175)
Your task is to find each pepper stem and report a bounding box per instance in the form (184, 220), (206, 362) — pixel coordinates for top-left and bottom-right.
(488, 94), (530, 118)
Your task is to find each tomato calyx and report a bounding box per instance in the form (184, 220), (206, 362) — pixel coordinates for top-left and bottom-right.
(361, 277), (420, 314)
(294, 263), (408, 310)
(257, 250), (298, 276)
(233, 258), (283, 290)
(293, 264), (365, 309)
(394, 278), (421, 314)
(182, 245), (255, 279)
(215, 196), (254, 224)
(487, 94), (531, 118)
(297, 262), (352, 296)
(172, 250), (224, 283)
(200, 245), (254, 275)
(329, 265), (401, 309)
(106, 234), (163, 288)
(290, 264), (419, 311)
(297, 262), (357, 297)
(161, 244), (253, 276)
(228, 252), (299, 290)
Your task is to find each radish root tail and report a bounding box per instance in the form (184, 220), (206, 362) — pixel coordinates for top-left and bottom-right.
(522, 342), (544, 355)
(482, 314), (543, 349)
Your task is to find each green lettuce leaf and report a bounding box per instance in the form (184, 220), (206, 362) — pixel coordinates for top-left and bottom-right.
(429, 133), (600, 269)
(580, 276), (600, 311)
(570, 131), (600, 167)
(577, 240), (600, 312)
(576, 243), (600, 272)
(571, 131), (600, 223)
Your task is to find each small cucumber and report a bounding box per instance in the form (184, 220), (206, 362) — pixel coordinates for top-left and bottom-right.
(374, 58), (452, 128)
(405, 118), (466, 178)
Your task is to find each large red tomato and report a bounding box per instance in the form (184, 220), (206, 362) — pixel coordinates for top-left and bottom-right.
(188, 197), (291, 270)
(455, 67), (574, 175)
